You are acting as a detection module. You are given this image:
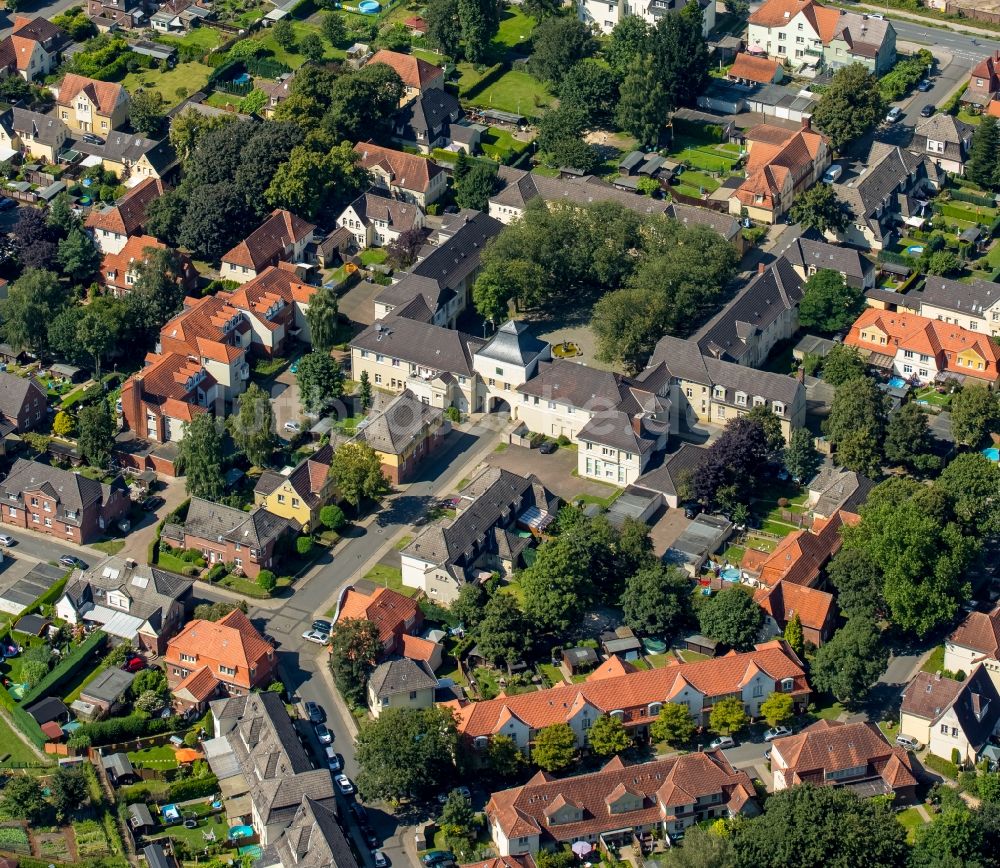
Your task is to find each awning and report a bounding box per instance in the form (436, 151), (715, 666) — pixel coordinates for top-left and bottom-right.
(0, 145), (17, 161)
(80, 154), (102, 167)
(903, 215), (926, 227)
(867, 353), (895, 369)
(517, 505), (554, 532)
(84, 605), (143, 639)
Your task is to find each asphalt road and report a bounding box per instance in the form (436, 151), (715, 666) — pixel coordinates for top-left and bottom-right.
(0, 0), (79, 37)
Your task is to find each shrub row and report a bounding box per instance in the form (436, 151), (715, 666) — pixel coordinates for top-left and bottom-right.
(19, 630), (106, 707)
(950, 188), (996, 208)
(877, 249), (912, 267)
(459, 63), (506, 100)
(0, 686), (46, 748)
(167, 773), (219, 802)
(30, 574), (69, 612)
(70, 711), (179, 748)
(924, 752), (959, 780)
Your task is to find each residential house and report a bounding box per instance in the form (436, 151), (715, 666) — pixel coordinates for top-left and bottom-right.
(333, 581), (423, 657)
(75, 133), (178, 184)
(0, 458), (130, 543)
(456, 640), (809, 756)
(944, 605), (1000, 689)
(352, 389), (446, 484)
(161, 496), (297, 578)
(87, 0), (148, 29)
(473, 319), (552, 415)
(166, 608), (277, 711)
(55, 74), (130, 135)
(486, 752), (755, 857)
(367, 657), (437, 717)
(910, 113), (974, 175)
(770, 720), (918, 800)
(102, 752), (137, 786)
(845, 307), (1000, 384)
(899, 665), (1000, 765)
(223, 266), (319, 354)
(401, 467), (557, 602)
(729, 52), (784, 85)
(640, 334), (807, 441)
(220, 209), (316, 284)
(754, 580), (837, 646)
(1, 107), (70, 162)
(806, 465), (875, 519)
(99, 234), (197, 297)
(207, 691), (336, 846)
(693, 258), (805, 366)
(353, 142), (447, 206)
(915, 274), (1000, 338)
(257, 796), (358, 868)
(514, 361), (671, 487)
(0, 17), (70, 81)
(151, 0), (211, 32)
(350, 315), (485, 413)
(747, 0), (896, 76)
(634, 443), (710, 509)
(663, 202), (745, 250)
(730, 123), (830, 223)
(0, 371), (46, 436)
(336, 192), (424, 250)
(829, 142), (940, 250)
(257, 73), (296, 119)
(85, 177), (165, 255)
(741, 511), (852, 590)
(576, 0), (715, 37)
(374, 211), (503, 328)
(964, 50), (1000, 107)
(55, 555), (193, 654)
(367, 49), (444, 103)
(783, 235), (875, 289)
(253, 444), (334, 531)
(393, 89), (480, 154)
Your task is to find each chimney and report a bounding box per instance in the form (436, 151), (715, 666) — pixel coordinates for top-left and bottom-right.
(121, 376), (143, 435)
(758, 262), (767, 275)
(632, 415), (644, 436)
(801, 116), (811, 131)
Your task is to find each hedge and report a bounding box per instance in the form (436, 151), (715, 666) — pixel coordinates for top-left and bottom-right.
(73, 711), (179, 747)
(460, 63), (506, 99)
(877, 250), (912, 266)
(29, 574), (70, 613)
(0, 687), (46, 748)
(950, 189), (996, 208)
(19, 630), (107, 707)
(924, 752), (959, 779)
(167, 773), (219, 802)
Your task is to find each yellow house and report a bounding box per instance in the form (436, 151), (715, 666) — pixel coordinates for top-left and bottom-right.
(55, 74), (130, 135)
(352, 390), (446, 484)
(253, 444), (334, 531)
(5, 107), (69, 163)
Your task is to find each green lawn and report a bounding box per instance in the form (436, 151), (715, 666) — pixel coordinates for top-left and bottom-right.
(645, 653), (673, 668)
(467, 70), (554, 116)
(537, 662), (564, 686)
(360, 248), (387, 267)
(938, 201), (998, 223)
(92, 539), (125, 556)
(721, 544), (746, 565)
(0, 711), (43, 766)
(672, 146), (738, 173)
(363, 563), (418, 597)
(914, 386), (952, 407)
(128, 744), (180, 770)
(255, 22), (346, 68)
(156, 550), (196, 576)
(922, 645), (945, 674)
(123, 61), (214, 108)
(412, 47), (445, 64)
(481, 126), (531, 162)
(809, 696), (847, 722)
(673, 169), (721, 197)
(897, 807), (929, 843)
(155, 27), (222, 53)
(496, 7), (535, 49)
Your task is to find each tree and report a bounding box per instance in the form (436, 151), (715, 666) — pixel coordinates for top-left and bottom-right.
(950, 383), (1000, 447)
(519, 534), (593, 633)
(927, 249), (961, 277)
(621, 562), (689, 638)
(329, 618), (382, 705)
(47, 193), (77, 235)
(724, 0), (750, 15)
(615, 54), (669, 148)
(885, 401), (939, 474)
(129, 89), (166, 137)
(52, 410), (74, 438)
(449, 581), (487, 631)
(812, 63), (886, 151)
(22, 659), (49, 687)
(789, 184), (853, 235)
(266, 142), (370, 222)
(454, 160), (498, 212)
(330, 442), (389, 509)
(523, 0), (561, 18)
(587, 714), (631, 756)
(810, 617), (888, 706)
(272, 19), (296, 51)
(698, 586), (763, 651)
(55, 225), (100, 283)
(826, 376), (889, 477)
(826, 548), (884, 620)
(937, 451), (1000, 536)
(709, 696), (749, 736)
(783, 612), (804, 657)
(458, 0), (499, 63)
(606, 15), (651, 78)
(784, 428), (820, 483)
(966, 113), (1000, 191)
(475, 593), (531, 666)
(693, 416), (771, 508)
(528, 14), (596, 85)
(355, 706), (458, 801)
(745, 404), (785, 458)
(75, 301), (120, 380)
(227, 383), (276, 467)
(305, 284), (340, 353)
(730, 784), (908, 868)
(426, 0), (462, 57)
(441, 789), (475, 831)
(320, 504), (346, 531)
(301, 33), (325, 63)
(558, 59), (617, 127)
(649, 3), (709, 111)
(1, 268), (71, 355)
(178, 413), (226, 500)
(358, 370), (373, 411)
(296, 351), (345, 416)
(0, 775), (47, 824)
(13, 207), (58, 270)
(50, 766), (88, 823)
(487, 733), (524, 780)
(322, 12), (347, 46)
(650, 703), (697, 747)
(910, 801), (996, 868)
(821, 343), (868, 386)
(798, 269), (865, 333)
(77, 400), (115, 470)
(759, 692), (795, 727)
(532, 723), (577, 772)
(663, 825), (735, 868)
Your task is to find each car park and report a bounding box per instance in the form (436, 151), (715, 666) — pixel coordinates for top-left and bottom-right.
(334, 773), (354, 795)
(885, 106), (903, 123)
(302, 629), (329, 645)
(709, 736), (735, 750)
(896, 734), (921, 751)
(315, 723), (333, 745)
(305, 701), (325, 724)
(920, 104), (935, 118)
(764, 726), (792, 742)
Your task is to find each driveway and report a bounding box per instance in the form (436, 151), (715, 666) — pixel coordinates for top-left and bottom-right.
(487, 442), (621, 503)
(118, 476), (188, 563)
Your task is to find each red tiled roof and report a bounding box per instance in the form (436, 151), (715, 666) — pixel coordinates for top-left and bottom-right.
(221, 208), (315, 272)
(749, 0), (815, 27)
(85, 177), (163, 236)
(100, 234), (165, 291)
(166, 609), (273, 690)
(337, 585), (420, 647)
(900, 671), (965, 721)
(57, 73), (126, 115)
(401, 633), (439, 665)
(353, 142), (443, 194)
(730, 53), (781, 84)
(369, 49), (443, 89)
(948, 605), (1000, 658)
(40, 720), (63, 740)
(173, 665), (219, 702)
(746, 512), (847, 588)
(754, 580), (835, 632)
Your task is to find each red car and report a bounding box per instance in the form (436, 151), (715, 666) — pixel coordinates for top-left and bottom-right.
(122, 656), (145, 673)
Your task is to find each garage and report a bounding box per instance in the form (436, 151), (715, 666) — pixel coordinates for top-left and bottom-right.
(0, 562), (67, 616)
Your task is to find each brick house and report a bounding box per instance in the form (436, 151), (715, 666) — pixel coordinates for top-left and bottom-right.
(754, 580), (837, 647)
(161, 497), (296, 578)
(0, 459), (130, 543)
(0, 372), (47, 436)
(964, 50), (1000, 108)
(86, 178), (166, 255)
(334, 580), (423, 657)
(166, 608), (277, 713)
(99, 234), (197, 297)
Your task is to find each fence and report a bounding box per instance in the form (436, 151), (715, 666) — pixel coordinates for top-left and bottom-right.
(669, 190), (730, 212)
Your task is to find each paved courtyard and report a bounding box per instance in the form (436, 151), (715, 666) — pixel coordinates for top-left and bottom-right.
(483, 442), (621, 503)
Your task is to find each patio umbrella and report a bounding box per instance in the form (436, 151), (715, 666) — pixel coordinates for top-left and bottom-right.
(572, 842), (593, 857)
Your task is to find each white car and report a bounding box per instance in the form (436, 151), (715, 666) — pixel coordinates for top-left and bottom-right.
(315, 723), (333, 745)
(763, 726), (792, 742)
(284, 420), (303, 433)
(326, 747), (343, 772)
(373, 851), (389, 868)
(0, 534), (14, 547)
(437, 786), (471, 805)
(885, 106), (903, 123)
(302, 629), (329, 645)
(709, 736), (735, 750)
(335, 773), (354, 795)
(822, 164), (843, 184)
(896, 734), (922, 751)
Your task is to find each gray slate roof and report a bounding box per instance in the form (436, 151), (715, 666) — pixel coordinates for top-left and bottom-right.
(0, 371), (45, 425)
(354, 389), (443, 455)
(914, 274), (1000, 317)
(635, 443), (711, 499)
(517, 360), (663, 414)
(184, 497), (294, 549)
(346, 192), (422, 233)
(836, 142), (927, 222)
(476, 320), (549, 367)
(782, 236), (874, 288)
(84, 668), (136, 704)
(950, 665), (1000, 752)
(1, 458), (127, 520)
(368, 657), (436, 698)
(352, 315), (484, 377)
(396, 88), (461, 136)
(664, 202), (741, 243)
(911, 113), (973, 164)
(74, 133), (177, 174)
(9, 108), (67, 145)
(271, 796), (359, 868)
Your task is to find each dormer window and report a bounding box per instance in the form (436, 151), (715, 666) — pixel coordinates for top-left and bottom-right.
(781, 677), (794, 691)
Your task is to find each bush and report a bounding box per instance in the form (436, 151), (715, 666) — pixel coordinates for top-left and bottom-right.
(925, 752), (960, 779)
(295, 535), (314, 557)
(19, 630), (106, 706)
(167, 773), (218, 802)
(445, 406), (461, 423)
(257, 570), (276, 592)
(320, 504), (346, 531)
(74, 711), (178, 747)
(205, 562), (227, 583)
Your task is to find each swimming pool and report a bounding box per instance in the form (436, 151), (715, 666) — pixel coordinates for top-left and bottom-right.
(906, 245), (924, 255)
(233, 72), (251, 86)
(358, 0), (381, 11)
(887, 376), (908, 389)
(983, 447), (1000, 462)
(721, 568), (740, 582)
(229, 825), (254, 840)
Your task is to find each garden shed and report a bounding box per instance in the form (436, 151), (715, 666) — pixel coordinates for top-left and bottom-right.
(684, 634), (720, 657)
(101, 752), (136, 786)
(562, 646), (599, 675)
(128, 802), (155, 833)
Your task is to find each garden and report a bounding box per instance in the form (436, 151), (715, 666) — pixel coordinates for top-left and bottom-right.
(122, 61), (214, 109)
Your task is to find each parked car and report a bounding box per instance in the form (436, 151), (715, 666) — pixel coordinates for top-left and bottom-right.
(142, 495), (164, 511)
(0, 198), (16, 211)
(59, 555), (86, 569)
(763, 726), (792, 742)
(326, 748), (343, 772)
(0, 535), (14, 547)
(334, 773), (354, 795)
(422, 852), (456, 866)
(896, 734), (922, 751)
(682, 501), (701, 519)
(538, 441), (557, 454)
(365, 828), (379, 848)
(886, 106), (903, 123)
(122, 656), (146, 673)
(822, 164), (843, 184)
(917, 78), (933, 92)
(764, 747), (772, 761)
(920, 103), (935, 118)
(302, 629), (329, 645)
(373, 851), (389, 868)
(312, 619), (332, 634)
(315, 723), (333, 745)
(305, 701), (325, 724)
(351, 803), (368, 825)
(284, 420), (302, 434)
(81, 133), (105, 145)
(709, 736), (735, 750)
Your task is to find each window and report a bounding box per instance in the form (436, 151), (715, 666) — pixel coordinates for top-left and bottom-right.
(920, 354), (930, 363)
(219, 665), (236, 676)
(752, 683), (764, 697)
(970, 321), (978, 330)
(495, 367), (503, 376)
(181, 653), (196, 663)
(374, 374), (382, 384)
(277, 494), (285, 504)
(292, 498), (300, 507)
(781, 677), (794, 691)
(409, 690), (417, 699)
(903, 364), (913, 374)
(952, 727), (959, 737)
(773, 402), (784, 416)
(903, 350), (914, 359)
(488, 378), (496, 387)
(919, 369), (928, 378)
(234, 557), (242, 568)
(32, 514), (39, 524)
